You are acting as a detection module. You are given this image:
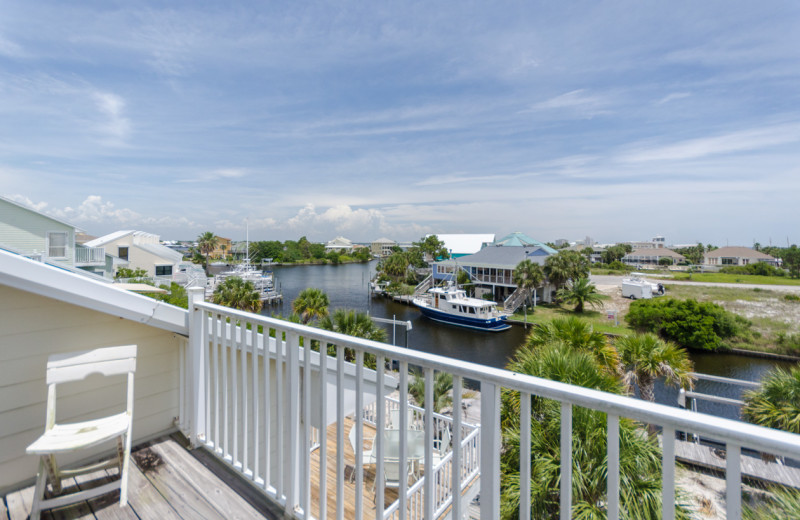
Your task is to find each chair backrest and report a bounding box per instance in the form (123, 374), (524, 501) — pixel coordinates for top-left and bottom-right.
(44, 345), (137, 430)
(47, 345), (137, 385)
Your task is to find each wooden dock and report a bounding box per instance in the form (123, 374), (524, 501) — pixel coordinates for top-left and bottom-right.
(674, 437), (800, 489)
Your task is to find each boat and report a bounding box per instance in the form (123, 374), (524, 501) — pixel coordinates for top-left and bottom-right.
(412, 282), (511, 332)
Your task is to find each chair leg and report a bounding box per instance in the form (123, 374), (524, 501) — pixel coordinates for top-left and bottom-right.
(30, 458), (48, 520)
(119, 434), (131, 506)
(43, 454), (62, 494)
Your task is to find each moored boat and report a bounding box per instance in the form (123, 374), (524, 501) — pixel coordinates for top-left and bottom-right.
(412, 283), (510, 332)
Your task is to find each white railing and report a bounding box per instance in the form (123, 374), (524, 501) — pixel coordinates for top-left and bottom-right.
(74, 246), (105, 264)
(183, 288), (800, 520)
(362, 396), (481, 519)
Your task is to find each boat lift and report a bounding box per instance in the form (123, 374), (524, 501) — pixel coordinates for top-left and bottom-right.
(369, 315), (412, 348)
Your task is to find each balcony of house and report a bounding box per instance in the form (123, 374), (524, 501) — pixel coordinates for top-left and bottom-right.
(74, 246), (106, 266)
(3, 283), (800, 520)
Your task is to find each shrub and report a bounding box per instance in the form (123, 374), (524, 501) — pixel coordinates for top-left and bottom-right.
(625, 298), (745, 350)
(720, 262), (786, 277)
(783, 293), (800, 302)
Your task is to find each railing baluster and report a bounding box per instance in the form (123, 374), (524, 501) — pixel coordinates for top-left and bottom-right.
(234, 321), (241, 468)
(302, 334), (311, 516)
(354, 349), (364, 520)
(336, 344), (345, 520)
(607, 414), (620, 520)
(399, 360), (408, 520)
(662, 426), (676, 520)
(263, 327), (271, 493)
(560, 402), (572, 519)
(286, 331), (300, 514)
(480, 381), (500, 519)
(452, 375), (462, 520)
(319, 339), (329, 520)
(275, 327), (284, 500)
(520, 392), (531, 520)
(250, 321), (258, 482)
(214, 314), (221, 452)
(423, 367), (434, 520)
(727, 443), (742, 520)
(223, 319), (230, 459)
(376, 354), (386, 515)
(205, 313), (211, 445)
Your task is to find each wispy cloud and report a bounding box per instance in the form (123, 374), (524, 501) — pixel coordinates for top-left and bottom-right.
(528, 89), (612, 117)
(0, 33), (24, 58)
(92, 91), (130, 142)
(619, 123), (800, 163)
(655, 92), (691, 105)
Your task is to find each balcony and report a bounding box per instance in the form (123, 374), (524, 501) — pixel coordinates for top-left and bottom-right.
(2, 283), (800, 520)
(74, 246), (106, 266)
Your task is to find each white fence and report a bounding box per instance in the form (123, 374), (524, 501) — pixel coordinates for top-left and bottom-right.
(74, 246), (105, 264)
(181, 288), (800, 520)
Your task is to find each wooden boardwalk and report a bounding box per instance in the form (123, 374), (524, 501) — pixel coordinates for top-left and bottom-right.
(674, 437), (800, 488)
(2, 435), (277, 520)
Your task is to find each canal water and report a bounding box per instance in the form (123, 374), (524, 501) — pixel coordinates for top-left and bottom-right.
(259, 261), (794, 421)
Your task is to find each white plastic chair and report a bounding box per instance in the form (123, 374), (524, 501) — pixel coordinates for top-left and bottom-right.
(348, 423), (376, 482)
(26, 345), (137, 520)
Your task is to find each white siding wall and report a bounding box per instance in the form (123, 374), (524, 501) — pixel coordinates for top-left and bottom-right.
(0, 285), (182, 491)
(0, 200), (74, 268)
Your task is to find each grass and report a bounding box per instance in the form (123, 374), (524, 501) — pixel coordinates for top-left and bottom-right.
(507, 304), (633, 336)
(664, 284), (781, 302)
(667, 272), (800, 286)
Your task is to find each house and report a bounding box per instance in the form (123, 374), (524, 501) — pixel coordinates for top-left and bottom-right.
(370, 237), (397, 257)
(704, 246), (781, 267)
(1, 249), (798, 518)
(431, 233), (495, 258)
(325, 236), (353, 253)
(209, 236), (233, 259)
(84, 230), (184, 278)
(622, 247), (686, 267)
(433, 232), (556, 304)
(0, 196), (111, 279)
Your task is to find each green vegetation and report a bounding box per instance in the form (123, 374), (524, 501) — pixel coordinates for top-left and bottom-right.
(668, 272), (800, 286)
(513, 259), (544, 307)
(744, 486), (800, 519)
(212, 277), (262, 313)
(509, 304), (630, 336)
(742, 366), (800, 434)
(197, 231), (219, 274)
(616, 333), (693, 404)
(374, 235), (450, 295)
(524, 316), (619, 372)
(500, 338), (690, 519)
(153, 282), (189, 309)
(626, 298), (745, 351)
(720, 262), (786, 277)
(556, 277), (603, 313)
(244, 236), (372, 265)
(544, 250), (590, 292)
(114, 267), (148, 281)
(291, 287), (330, 324)
(407, 371), (455, 413)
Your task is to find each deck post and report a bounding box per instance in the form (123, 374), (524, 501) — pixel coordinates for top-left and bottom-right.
(187, 287), (207, 447)
(480, 381), (500, 519)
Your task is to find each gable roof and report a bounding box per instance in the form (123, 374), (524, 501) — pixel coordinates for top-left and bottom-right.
(84, 230), (158, 247)
(704, 246), (776, 260)
(0, 249), (187, 333)
(135, 243), (184, 263)
(494, 232), (557, 254)
(0, 195), (83, 231)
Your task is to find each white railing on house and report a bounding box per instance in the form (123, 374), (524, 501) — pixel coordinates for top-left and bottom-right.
(74, 246), (105, 265)
(181, 288), (800, 520)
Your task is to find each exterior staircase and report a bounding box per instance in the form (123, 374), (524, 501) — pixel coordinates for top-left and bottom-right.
(413, 274), (433, 298)
(503, 287), (530, 314)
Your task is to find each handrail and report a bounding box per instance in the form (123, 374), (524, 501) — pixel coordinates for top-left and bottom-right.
(186, 297), (800, 520)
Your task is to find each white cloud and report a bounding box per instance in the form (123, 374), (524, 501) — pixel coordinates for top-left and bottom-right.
(619, 123), (800, 163)
(92, 91), (131, 141)
(50, 195), (140, 224)
(286, 203), (388, 235)
(529, 89), (611, 116)
(655, 92), (691, 105)
(5, 194), (49, 212)
(0, 34), (24, 58)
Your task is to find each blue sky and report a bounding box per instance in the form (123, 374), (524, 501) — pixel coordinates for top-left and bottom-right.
(1, 1), (798, 246)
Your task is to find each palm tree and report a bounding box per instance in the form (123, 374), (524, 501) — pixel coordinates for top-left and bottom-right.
(525, 316), (619, 373)
(543, 250), (589, 292)
(318, 309), (387, 343)
(408, 370), (454, 413)
(742, 366), (800, 434)
(556, 277), (603, 313)
(197, 231), (219, 275)
(616, 333), (693, 404)
(500, 342), (685, 519)
(212, 277), (262, 313)
(292, 287), (330, 324)
(513, 259), (544, 307)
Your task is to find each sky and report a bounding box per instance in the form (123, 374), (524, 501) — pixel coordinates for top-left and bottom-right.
(1, 1), (799, 246)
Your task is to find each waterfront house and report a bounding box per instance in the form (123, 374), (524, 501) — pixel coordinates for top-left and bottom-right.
(433, 232), (557, 309)
(2, 248), (799, 520)
(209, 236), (233, 259)
(0, 195), (110, 278)
(325, 236), (354, 253)
(622, 247), (686, 267)
(84, 230), (184, 279)
(704, 246), (781, 268)
(370, 237), (397, 257)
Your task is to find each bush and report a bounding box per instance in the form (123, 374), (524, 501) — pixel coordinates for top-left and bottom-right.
(720, 262), (786, 277)
(625, 298), (745, 350)
(783, 294), (800, 302)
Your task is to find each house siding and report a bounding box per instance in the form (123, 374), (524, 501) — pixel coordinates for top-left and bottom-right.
(0, 285), (182, 491)
(0, 200), (74, 268)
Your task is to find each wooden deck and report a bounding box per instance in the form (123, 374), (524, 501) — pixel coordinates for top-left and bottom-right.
(2, 435), (279, 520)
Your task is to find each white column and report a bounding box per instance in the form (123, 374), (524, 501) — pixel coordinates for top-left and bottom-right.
(187, 287), (206, 447)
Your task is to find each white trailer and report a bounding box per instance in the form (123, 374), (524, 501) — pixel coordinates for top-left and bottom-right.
(622, 273), (665, 299)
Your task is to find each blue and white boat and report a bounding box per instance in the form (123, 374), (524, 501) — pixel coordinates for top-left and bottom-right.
(412, 283), (511, 332)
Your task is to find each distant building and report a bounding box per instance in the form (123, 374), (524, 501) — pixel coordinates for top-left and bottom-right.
(209, 237), (233, 259)
(703, 247), (781, 267)
(0, 195), (111, 279)
(622, 248), (686, 267)
(625, 235), (667, 250)
(85, 230), (183, 278)
(325, 236), (353, 253)
(370, 237), (397, 257)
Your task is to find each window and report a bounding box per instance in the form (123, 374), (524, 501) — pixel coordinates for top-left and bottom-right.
(721, 257), (736, 265)
(118, 247), (129, 261)
(155, 265), (173, 276)
(47, 232), (68, 259)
